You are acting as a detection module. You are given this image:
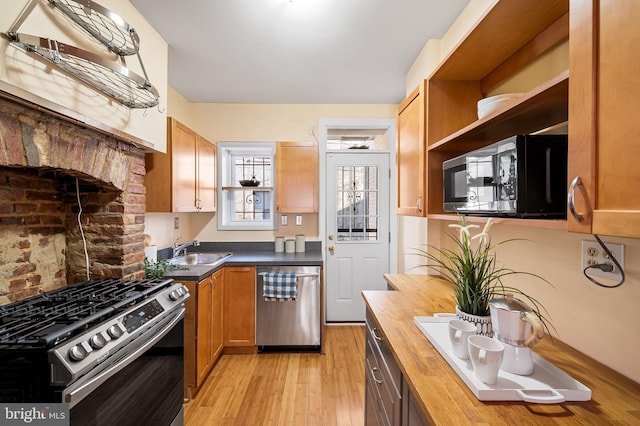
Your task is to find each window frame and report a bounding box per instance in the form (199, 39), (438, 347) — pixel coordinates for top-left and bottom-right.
(217, 142), (276, 231)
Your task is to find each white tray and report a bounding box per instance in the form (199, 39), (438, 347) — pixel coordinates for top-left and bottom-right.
(414, 316), (592, 403)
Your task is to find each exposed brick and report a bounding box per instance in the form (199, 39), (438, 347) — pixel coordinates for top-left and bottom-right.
(122, 204), (145, 214)
(1, 97), (145, 297)
(0, 203), (14, 214)
(127, 183), (146, 195)
(14, 203), (37, 213)
(9, 288), (39, 302)
(12, 263), (36, 276)
(0, 113), (26, 165)
(9, 279), (27, 292)
(40, 215), (63, 225)
(1, 217), (23, 225)
(23, 216), (41, 225)
(38, 203), (63, 213)
(26, 190), (61, 202)
(0, 188), (23, 202)
(16, 239), (31, 250)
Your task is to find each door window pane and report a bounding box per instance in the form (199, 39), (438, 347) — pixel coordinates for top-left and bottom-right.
(336, 165), (379, 241)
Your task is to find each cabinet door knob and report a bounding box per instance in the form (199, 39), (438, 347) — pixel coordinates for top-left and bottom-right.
(416, 195), (422, 213)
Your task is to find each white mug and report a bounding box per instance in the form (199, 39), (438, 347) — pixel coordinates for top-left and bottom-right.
(448, 319), (476, 359)
(468, 335), (504, 385)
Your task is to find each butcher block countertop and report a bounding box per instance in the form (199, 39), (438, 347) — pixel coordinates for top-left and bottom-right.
(362, 274), (640, 425)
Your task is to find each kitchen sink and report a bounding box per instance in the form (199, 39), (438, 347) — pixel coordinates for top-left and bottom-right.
(169, 252), (232, 266)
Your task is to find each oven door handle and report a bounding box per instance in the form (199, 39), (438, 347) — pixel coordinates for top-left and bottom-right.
(62, 308), (184, 408)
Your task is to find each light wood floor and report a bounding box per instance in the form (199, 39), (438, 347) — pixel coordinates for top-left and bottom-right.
(184, 325), (366, 426)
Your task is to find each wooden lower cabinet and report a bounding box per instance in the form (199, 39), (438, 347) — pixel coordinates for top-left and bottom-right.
(402, 380), (430, 426)
(223, 266), (256, 351)
(210, 269), (224, 361)
(365, 309), (429, 426)
(184, 269), (224, 399)
(365, 309), (402, 426)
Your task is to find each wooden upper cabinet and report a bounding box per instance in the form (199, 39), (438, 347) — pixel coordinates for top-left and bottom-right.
(396, 85), (426, 216)
(568, 0), (640, 238)
(396, 0), (570, 225)
(145, 117), (216, 212)
(275, 141), (318, 213)
(197, 136), (217, 212)
(172, 119), (199, 212)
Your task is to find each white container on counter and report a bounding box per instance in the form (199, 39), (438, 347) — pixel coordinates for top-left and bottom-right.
(285, 239), (296, 253)
(295, 234), (305, 252)
(144, 245), (157, 263)
(275, 236), (285, 252)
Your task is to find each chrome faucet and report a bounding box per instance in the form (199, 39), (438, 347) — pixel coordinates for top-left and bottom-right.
(172, 238), (200, 258)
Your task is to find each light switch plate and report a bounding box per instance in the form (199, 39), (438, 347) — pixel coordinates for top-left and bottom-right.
(296, 215), (302, 225)
(174, 217), (179, 230)
(281, 215), (288, 226)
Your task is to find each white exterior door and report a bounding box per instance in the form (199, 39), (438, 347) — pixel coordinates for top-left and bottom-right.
(325, 152), (390, 322)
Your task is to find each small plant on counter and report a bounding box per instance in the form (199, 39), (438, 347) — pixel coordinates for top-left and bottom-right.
(144, 258), (185, 279)
(413, 216), (555, 336)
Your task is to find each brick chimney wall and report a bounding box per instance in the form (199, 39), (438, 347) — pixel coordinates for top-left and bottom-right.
(0, 96), (147, 304)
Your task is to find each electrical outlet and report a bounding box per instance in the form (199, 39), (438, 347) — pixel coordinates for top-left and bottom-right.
(281, 215), (288, 226)
(581, 240), (624, 280)
(174, 217), (179, 230)
(296, 215), (302, 226)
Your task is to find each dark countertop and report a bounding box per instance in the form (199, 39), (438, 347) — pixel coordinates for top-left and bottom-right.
(162, 241), (323, 282)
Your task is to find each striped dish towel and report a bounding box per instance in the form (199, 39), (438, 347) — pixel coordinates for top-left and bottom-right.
(263, 273), (297, 301)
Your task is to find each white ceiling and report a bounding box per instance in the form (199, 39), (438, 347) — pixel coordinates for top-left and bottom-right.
(130, 0), (469, 104)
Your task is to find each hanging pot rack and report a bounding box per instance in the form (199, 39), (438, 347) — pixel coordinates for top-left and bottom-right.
(4, 0), (159, 109)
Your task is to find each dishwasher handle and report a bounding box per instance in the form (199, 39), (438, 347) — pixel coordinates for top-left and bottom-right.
(258, 272), (318, 278)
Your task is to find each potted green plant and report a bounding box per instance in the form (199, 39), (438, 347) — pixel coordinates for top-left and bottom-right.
(144, 258), (185, 279)
(414, 216), (554, 337)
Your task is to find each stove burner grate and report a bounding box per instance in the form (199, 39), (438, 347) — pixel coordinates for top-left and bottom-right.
(0, 278), (173, 348)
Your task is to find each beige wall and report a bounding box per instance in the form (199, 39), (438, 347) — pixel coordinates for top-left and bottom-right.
(0, 1), (168, 150)
(399, 0), (640, 383)
(144, 98), (396, 249)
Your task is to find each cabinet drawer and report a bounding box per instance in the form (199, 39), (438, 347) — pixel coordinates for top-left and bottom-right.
(366, 310), (402, 393)
(366, 336), (398, 426)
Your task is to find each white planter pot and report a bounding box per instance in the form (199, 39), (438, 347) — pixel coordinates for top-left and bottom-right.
(456, 306), (493, 337)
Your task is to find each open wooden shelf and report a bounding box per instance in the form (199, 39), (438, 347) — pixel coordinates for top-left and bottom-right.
(427, 214), (567, 230)
(221, 186), (273, 191)
(429, 0), (569, 81)
(428, 70), (568, 154)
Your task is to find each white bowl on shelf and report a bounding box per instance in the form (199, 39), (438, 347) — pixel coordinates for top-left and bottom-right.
(477, 93), (523, 119)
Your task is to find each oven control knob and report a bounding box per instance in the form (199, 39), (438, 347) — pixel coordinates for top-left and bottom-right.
(107, 324), (124, 339)
(89, 333), (107, 349)
(169, 290), (180, 301)
(68, 345), (88, 362)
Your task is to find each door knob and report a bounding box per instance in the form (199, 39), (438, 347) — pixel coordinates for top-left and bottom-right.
(328, 234), (334, 240)
(328, 246), (335, 254)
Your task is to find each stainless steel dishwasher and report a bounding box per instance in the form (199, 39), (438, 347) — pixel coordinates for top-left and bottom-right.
(256, 265), (321, 350)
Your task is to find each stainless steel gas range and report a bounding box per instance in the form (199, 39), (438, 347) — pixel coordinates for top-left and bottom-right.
(0, 278), (189, 426)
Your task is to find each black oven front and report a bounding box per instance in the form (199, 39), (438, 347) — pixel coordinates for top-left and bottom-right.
(67, 315), (184, 426)
(0, 279), (188, 426)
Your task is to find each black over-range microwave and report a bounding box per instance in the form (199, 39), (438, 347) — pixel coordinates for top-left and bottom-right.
(443, 134), (568, 218)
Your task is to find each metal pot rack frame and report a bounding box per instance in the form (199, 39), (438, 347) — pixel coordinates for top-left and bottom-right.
(4, 0), (159, 109)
